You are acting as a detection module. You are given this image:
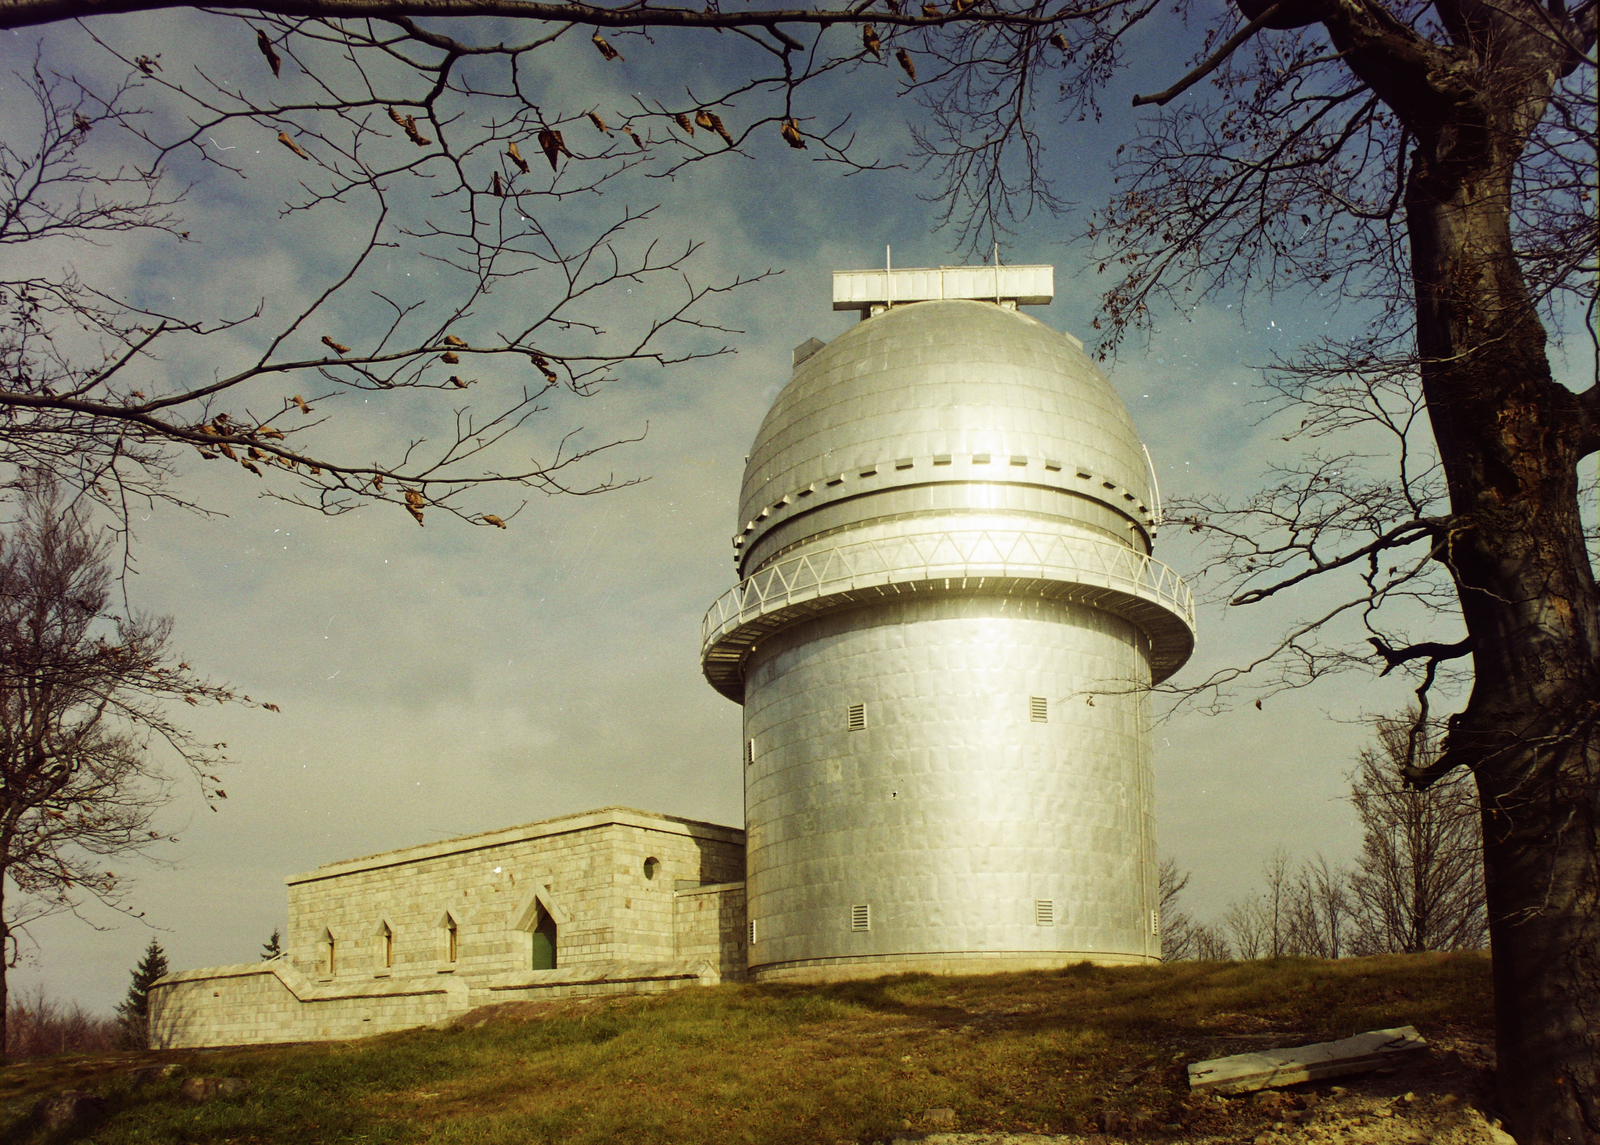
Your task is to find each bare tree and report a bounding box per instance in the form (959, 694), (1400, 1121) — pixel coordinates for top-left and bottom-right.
(1347, 713), (1488, 955)
(1191, 924), (1233, 963)
(1283, 854), (1353, 959)
(1219, 893), (1272, 961)
(1157, 856), (1198, 962)
(0, 53), (764, 539)
(0, 0), (1591, 1133)
(0, 474), (241, 1058)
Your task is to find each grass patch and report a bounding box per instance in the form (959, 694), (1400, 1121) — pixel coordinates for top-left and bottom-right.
(0, 952), (1492, 1144)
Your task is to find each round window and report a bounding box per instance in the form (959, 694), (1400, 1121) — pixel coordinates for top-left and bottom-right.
(642, 856), (660, 880)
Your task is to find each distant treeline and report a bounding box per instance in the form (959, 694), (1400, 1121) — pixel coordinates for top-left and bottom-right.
(1161, 711), (1487, 961)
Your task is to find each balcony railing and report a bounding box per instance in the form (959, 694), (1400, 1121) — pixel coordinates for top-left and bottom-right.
(701, 528), (1194, 697)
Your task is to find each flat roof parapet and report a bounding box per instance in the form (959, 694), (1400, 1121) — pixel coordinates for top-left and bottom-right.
(833, 264), (1053, 312)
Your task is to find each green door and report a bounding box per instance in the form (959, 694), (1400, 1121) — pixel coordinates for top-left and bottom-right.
(531, 904), (558, 970)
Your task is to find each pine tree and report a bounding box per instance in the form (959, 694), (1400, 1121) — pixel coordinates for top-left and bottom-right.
(116, 940), (169, 1049)
(261, 929), (282, 960)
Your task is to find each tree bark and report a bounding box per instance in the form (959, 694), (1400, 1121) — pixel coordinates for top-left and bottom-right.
(1403, 95), (1600, 1145)
(0, 873), (10, 1064)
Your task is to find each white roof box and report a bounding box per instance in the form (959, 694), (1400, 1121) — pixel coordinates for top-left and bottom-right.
(833, 264), (1053, 312)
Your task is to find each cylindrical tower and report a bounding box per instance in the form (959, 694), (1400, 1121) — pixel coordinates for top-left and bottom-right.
(702, 265), (1195, 982)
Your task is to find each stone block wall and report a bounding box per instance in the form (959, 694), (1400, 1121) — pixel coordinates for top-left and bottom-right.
(674, 881), (747, 980)
(150, 960), (469, 1048)
(282, 807), (744, 983)
(151, 807), (747, 1048)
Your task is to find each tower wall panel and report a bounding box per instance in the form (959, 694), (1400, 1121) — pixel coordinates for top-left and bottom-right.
(742, 595), (1158, 976)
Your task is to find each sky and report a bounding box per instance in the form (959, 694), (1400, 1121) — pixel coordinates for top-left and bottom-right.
(3, 4), (1593, 1015)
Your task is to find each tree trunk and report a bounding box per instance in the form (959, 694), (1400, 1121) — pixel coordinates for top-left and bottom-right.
(1406, 140), (1600, 1144)
(1, 875), (10, 1064)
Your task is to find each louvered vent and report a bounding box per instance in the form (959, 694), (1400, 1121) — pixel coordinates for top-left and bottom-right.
(851, 904), (871, 931)
(1150, 908), (1161, 937)
(748, 919), (757, 945)
(1029, 696), (1048, 723)
(1035, 899), (1055, 926)
(847, 702), (867, 731)
(745, 738), (756, 766)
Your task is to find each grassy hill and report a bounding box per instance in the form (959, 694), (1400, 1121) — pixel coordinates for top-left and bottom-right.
(0, 953), (1494, 1144)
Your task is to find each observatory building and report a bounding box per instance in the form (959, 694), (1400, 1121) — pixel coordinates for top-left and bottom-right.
(149, 263), (1193, 1048)
(701, 263), (1195, 981)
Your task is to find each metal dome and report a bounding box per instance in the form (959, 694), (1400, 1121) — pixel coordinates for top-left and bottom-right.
(734, 299), (1158, 576)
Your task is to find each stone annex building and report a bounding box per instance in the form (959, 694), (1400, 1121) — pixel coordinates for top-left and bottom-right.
(150, 264), (1194, 1048)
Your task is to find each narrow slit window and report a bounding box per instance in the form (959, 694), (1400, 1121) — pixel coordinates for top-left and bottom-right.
(847, 703), (866, 731)
(380, 922), (394, 968)
(851, 904), (871, 932)
(446, 916), (458, 963)
(1030, 696), (1048, 723)
(1035, 900), (1055, 927)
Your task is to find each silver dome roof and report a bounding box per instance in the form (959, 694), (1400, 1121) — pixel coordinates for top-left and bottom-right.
(734, 299), (1157, 574)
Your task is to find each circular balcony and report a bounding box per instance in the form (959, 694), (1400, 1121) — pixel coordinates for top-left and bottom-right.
(701, 528), (1194, 702)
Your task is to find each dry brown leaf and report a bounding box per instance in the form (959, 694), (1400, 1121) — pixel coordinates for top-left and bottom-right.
(537, 128), (570, 170)
(591, 31), (623, 61)
(896, 47), (917, 81)
(277, 131), (310, 160)
(674, 112), (694, 136)
(588, 111), (612, 135)
(862, 25), (881, 57)
(443, 334), (469, 347)
(481, 514), (507, 529)
(441, 351), (461, 364)
(256, 29), (282, 76)
(321, 334), (351, 354)
(780, 119), (806, 149)
(292, 394), (310, 414)
(507, 141), (531, 173)
(402, 115), (432, 147)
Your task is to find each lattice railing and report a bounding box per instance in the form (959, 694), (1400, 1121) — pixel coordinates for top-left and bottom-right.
(702, 529), (1193, 650)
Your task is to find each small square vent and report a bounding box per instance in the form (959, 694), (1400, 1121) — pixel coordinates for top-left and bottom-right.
(1035, 899), (1055, 926)
(847, 703), (867, 731)
(851, 904), (871, 932)
(1030, 696), (1048, 723)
